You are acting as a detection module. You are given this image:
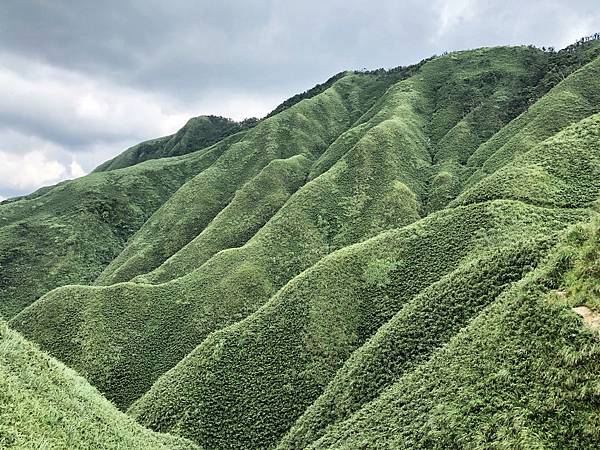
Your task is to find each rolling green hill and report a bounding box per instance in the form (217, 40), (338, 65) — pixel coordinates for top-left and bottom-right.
(0, 130), (246, 319)
(2, 39), (600, 449)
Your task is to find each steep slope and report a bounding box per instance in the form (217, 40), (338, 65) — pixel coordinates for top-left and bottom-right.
(134, 154), (312, 284)
(463, 51), (600, 191)
(10, 47), (547, 414)
(130, 104), (600, 449)
(0, 321), (197, 449)
(0, 133), (243, 318)
(426, 41), (600, 212)
(278, 102), (600, 450)
(3, 40), (600, 450)
(307, 218), (600, 449)
(129, 201), (588, 449)
(11, 70), (424, 408)
(128, 46), (600, 448)
(121, 46), (545, 286)
(94, 115), (255, 172)
(455, 112), (600, 208)
(94, 72), (392, 285)
(10, 71), (404, 408)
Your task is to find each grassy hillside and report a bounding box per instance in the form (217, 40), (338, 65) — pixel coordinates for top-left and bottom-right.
(0, 133), (245, 319)
(0, 321), (197, 449)
(305, 218), (600, 449)
(10, 47), (548, 413)
(2, 40), (600, 449)
(94, 72), (401, 286)
(455, 112), (600, 208)
(93, 115), (255, 172)
(129, 201), (588, 449)
(463, 49), (600, 190)
(135, 154), (312, 284)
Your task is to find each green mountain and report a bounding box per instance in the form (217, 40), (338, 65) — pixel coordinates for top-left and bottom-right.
(2, 39), (600, 449)
(93, 115), (257, 172)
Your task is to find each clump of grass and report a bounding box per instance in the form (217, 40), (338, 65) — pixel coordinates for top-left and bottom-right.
(0, 321), (197, 449)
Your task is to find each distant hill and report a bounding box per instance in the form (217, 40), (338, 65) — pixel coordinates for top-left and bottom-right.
(93, 115), (257, 172)
(2, 38), (600, 449)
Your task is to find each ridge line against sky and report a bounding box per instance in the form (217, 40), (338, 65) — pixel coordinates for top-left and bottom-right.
(0, 0), (598, 199)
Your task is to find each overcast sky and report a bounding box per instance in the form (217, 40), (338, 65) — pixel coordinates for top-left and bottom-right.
(0, 0), (598, 199)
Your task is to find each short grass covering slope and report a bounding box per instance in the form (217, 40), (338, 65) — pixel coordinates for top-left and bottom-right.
(455, 112), (600, 208)
(2, 41), (600, 450)
(93, 115), (255, 172)
(305, 218), (600, 449)
(0, 321), (197, 449)
(463, 50), (600, 191)
(129, 200), (589, 449)
(10, 46), (546, 413)
(93, 72), (392, 285)
(0, 133), (242, 319)
(135, 154), (313, 284)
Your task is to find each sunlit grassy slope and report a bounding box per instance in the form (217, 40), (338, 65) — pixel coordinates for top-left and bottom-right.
(0, 321), (198, 449)
(3, 41), (600, 449)
(93, 72), (397, 285)
(129, 201), (590, 449)
(11, 46), (546, 410)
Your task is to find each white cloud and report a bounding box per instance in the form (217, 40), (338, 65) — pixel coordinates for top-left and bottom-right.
(434, 0), (478, 40)
(0, 129), (88, 193)
(551, 11), (599, 49)
(0, 54), (282, 197)
(0, 54), (192, 144)
(0, 53), (279, 145)
(69, 160), (86, 178)
(0, 150), (66, 189)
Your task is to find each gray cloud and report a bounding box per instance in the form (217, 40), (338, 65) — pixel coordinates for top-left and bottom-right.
(0, 0), (598, 198)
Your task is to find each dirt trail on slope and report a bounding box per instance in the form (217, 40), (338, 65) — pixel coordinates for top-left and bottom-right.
(573, 306), (600, 331)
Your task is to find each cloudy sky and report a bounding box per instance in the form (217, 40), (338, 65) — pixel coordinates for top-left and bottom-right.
(0, 0), (598, 199)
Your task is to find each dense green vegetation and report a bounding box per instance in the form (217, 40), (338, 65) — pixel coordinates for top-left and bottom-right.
(304, 219), (600, 449)
(0, 321), (198, 449)
(130, 201), (588, 449)
(2, 38), (600, 449)
(11, 47), (543, 411)
(93, 115), (256, 172)
(93, 72), (394, 286)
(0, 132), (246, 319)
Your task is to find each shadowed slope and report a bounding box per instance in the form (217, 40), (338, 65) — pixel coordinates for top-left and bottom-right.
(10, 46), (550, 414)
(95, 73), (392, 286)
(464, 54), (600, 189)
(93, 115), (254, 172)
(0, 133), (241, 318)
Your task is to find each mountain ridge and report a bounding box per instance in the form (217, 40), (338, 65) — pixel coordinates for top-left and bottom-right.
(2, 39), (600, 449)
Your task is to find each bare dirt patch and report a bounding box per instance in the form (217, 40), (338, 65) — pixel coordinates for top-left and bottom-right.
(573, 306), (600, 331)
